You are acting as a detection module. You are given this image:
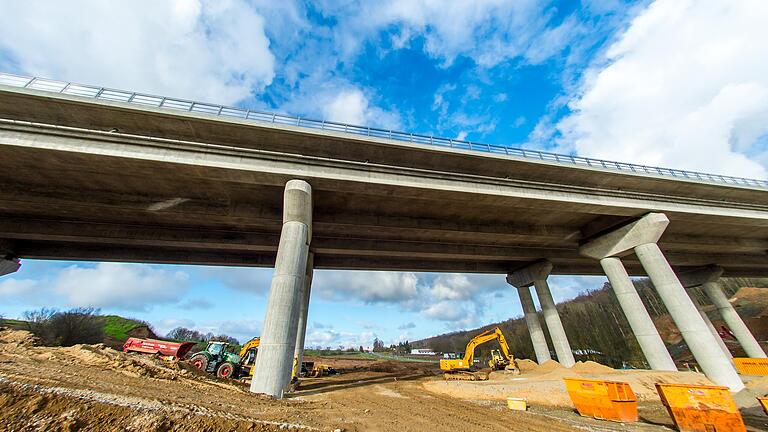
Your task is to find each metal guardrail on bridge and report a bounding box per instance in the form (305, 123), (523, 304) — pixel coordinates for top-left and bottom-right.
(1, 72), (766, 189)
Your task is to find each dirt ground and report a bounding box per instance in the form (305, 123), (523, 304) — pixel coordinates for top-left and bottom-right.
(2, 329), (767, 432)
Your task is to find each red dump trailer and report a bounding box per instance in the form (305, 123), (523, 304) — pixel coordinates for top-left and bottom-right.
(122, 337), (196, 359)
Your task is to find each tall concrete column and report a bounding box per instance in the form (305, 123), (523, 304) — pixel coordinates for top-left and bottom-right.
(635, 241), (743, 391)
(702, 281), (766, 359)
(251, 180), (312, 397)
(581, 213), (744, 391)
(508, 260), (573, 367)
(600, 257), (676, 371)
(677, 267), (733, 359)
(515, 285), (551, 364)
(687, 291), (732, 359)
(293, 252), (315, 373)
(533, 278), (575, 367)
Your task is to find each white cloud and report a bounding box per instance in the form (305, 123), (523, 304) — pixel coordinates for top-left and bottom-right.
(0, 278), (38, 298)
(323, 0), (578, 67)
(0, 0), (275, 104)
(322, 88), (402, 129)
(53, 263), (189, 311)
(557, 0), (768, 178)
(313, 270), (419, 303)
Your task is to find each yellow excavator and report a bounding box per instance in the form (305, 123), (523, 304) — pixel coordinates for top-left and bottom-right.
(439, 326), (519, 381)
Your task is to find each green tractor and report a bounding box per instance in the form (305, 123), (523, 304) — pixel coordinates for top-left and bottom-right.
(188, 341), (248, 379)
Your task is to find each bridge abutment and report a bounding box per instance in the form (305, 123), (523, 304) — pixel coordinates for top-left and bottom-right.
(251, 180), (312, 398)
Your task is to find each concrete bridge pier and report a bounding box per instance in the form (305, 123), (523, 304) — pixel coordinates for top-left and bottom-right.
(703, 281), (767, 359)
(251, 180), (312, 398)
(678, 267), (732, 359)
(512, 284), (551, 364)
(294, 252), (315, 373)
(508, 260), (574, 367)
(599, 256), (677, 371)
(679, 267), (767, 359)
(583, 213), (743, 391)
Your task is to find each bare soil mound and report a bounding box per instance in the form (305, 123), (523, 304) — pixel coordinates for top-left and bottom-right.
(571, 360), (614, 373)
(515, 358), (538, 372)
(535, 359), (564, 373)
(0, 328), (39, 351)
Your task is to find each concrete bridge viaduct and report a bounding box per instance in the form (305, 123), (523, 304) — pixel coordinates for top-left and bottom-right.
(0, 73), (766, 396)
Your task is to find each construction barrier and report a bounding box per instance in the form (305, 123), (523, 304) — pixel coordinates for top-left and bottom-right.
(506, 397), (527, 411)
(655, 383), (746, 432)
(759, 397), (768, 416)
(733, 357), (768, 376)
(563, 378), (637, 422)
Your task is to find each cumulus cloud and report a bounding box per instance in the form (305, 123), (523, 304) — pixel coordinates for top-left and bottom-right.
(320, 0), (580, 67)
(557, 0), (768, 178)
(322, 88), (402, 129)
(53, 263), (189, 311)
(0, 278), (38, 298)
(0, 0), (275, 104)
(313, 270), (419, 304)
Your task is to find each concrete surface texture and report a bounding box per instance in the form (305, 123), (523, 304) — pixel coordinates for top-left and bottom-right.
(634, 242), (744, 391)
(0, 86), (766, 275)
(687, 291), (733, 358)
(599, 256), (677, 371)
(533, 278), (575, 368)
(293, 252), (314, 370)
(514, 285), (551, 364)
(701, 281), (767, 358)
(250, 180), (312, 397)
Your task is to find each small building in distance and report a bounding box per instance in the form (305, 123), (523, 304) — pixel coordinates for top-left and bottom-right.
(410, 348), (436, 356)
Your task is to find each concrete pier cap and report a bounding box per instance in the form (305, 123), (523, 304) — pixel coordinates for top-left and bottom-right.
(506, 259), (553, 287)
(677, 265), (724, 288)
(283, 179), (313, 239)
(0, 257), (20, 276)
(580, 213), (669, 259)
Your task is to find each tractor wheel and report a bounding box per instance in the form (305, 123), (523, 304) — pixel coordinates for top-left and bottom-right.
(216, 362), (236, 379)
(189, 354), (208, 371)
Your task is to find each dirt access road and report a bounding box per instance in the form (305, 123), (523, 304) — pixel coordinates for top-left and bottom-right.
(1, 329), (766, 432)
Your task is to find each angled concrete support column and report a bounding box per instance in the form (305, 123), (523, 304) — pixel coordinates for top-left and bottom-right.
(513, 285), (551, 364)
(508, 260), (573, 367)
(583, 213), (743, 390)
(600, 257), (677, 371)
(694, 276), (767, 359)
(687, 291), (732, 359)
(0, 258), (21, 277)
(293, 252), (315, 373)
(678, 267), (732, 359)
(251, 180), (312, 397)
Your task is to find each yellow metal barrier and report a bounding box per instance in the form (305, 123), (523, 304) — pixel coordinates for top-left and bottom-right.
(655, 383), (746, 432)
(759, 397), (768, 416)
(733, 357), (768, 375)
(563, 378), (637, 422)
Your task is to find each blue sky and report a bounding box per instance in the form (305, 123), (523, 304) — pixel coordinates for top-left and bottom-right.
(1, 0), (767, 347)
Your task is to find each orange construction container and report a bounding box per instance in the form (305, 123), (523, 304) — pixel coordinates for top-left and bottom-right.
(759, 397), (768, 416)
(655, 383), (746, 432)
(563, 378), (638, 422)
(733, 357), (768, 376)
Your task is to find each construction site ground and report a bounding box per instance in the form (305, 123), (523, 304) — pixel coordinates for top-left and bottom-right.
(2, 329), (767, 432)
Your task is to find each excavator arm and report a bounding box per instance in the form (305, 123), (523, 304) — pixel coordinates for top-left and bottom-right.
(238, 337), (260, 358)
(440, 326), (514, 373)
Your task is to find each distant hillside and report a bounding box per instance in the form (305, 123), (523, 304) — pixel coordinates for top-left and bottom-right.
(413, 278), (768, 368)
(0, 314), (156, 349)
